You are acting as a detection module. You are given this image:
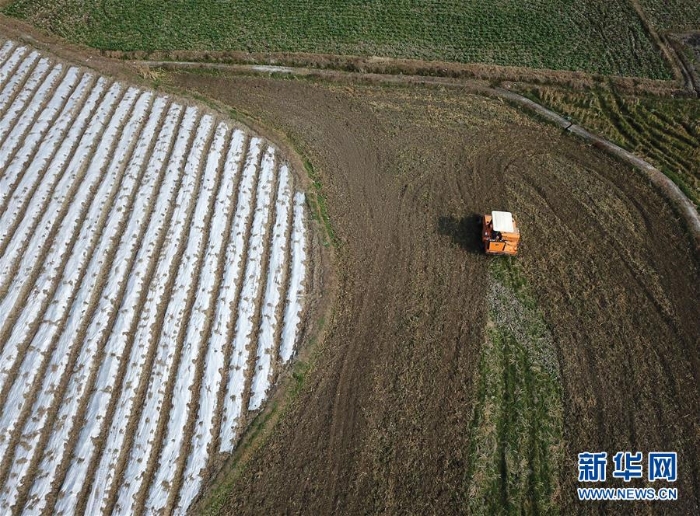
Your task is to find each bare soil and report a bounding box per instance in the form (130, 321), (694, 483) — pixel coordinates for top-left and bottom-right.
(170, 72), (700, 514)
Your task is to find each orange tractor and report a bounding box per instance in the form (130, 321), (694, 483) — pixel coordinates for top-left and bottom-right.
(481, 211), (520, 256)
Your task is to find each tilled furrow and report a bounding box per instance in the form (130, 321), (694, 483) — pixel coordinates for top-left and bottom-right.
(0, 91), (157, 511)
(17, 104), (190, 514)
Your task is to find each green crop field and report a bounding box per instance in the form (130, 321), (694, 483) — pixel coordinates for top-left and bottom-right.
(638, 0), (700, 33)
(4, 0), (674, 79)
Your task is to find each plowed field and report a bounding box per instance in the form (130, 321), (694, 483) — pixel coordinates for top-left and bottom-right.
(171, 72), (700, 514)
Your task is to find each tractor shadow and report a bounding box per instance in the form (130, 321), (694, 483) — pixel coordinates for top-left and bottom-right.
(437, 214), (483, 254)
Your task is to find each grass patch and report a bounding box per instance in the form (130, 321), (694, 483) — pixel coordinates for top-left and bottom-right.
(466, 258), (563, 514)
(302, 157), (338, 248)
(3, 0), (672, 79)
(522, 84), (700, 208)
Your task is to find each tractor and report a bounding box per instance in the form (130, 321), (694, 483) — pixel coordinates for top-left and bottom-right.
(481, 211), (520, 256)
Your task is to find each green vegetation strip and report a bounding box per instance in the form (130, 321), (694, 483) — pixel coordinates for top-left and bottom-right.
(467, 258), (563, 514)
(4, 0), (672, 79)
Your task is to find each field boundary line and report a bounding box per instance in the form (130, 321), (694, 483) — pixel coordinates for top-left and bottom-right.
(626, 0), (685, 85)
(667, 36), (700, 96)
(123, 47), (691, 96)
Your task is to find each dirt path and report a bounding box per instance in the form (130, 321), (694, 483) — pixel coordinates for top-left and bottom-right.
(173, 73), (700, 514)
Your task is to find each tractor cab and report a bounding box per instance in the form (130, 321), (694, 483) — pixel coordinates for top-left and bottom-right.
(481, 211), (520, 256)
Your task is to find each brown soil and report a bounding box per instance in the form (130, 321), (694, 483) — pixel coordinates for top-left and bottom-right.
(170, 72), (700, 514)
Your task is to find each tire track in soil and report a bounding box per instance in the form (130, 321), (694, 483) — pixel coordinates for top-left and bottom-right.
(55, 112), (213, 516)
(0, 76), (111, 296)
(0, 82), (128, 379)
(0, 71), (94, 221)
(164, 125), (242, 515)
(542, 161), (676, 322)
(97, 122), (231, 516)
(11, 103), (188, 515)
(132, 62), (700, 515)
(207, 139), (264, 462)
(0, 92), (156, 497)
(125, 116), (220, 515)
